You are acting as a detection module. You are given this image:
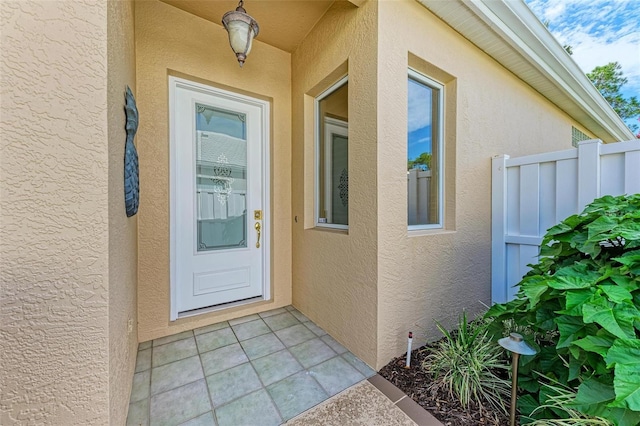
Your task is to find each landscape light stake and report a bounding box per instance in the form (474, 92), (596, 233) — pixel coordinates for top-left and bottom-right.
(405, 332), (413, 368)
(498, 333), (537, 426)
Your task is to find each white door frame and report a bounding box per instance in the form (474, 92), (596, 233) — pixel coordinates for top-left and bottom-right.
(169, 76), (271, 320)
(323, 117), (348, 224)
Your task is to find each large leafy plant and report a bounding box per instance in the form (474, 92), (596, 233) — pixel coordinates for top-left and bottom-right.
(486, 194), (640, 425)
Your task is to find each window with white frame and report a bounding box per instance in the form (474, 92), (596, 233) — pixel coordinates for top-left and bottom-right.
(316, 77), (348, 228)
(407, 69), (444, 229)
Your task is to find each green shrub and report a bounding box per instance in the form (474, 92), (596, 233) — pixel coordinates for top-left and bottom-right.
(528, 375), (614, 426)
(486, 194), (640, 425)
(421, 312), (510, 414)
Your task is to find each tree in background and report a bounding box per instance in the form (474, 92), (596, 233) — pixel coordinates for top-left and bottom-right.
(407, 152), (432, 171)
(587, 62), (640, 136)
(553, 24), (639, 137)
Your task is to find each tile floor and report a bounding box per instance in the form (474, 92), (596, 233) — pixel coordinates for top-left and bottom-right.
(126, 306), (376, 426)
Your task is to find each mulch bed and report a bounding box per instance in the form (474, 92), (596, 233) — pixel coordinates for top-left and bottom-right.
(378, 344), (510, 426)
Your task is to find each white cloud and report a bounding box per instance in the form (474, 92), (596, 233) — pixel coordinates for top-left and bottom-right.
(543, 1), (566, 21)
(525, 0), (640, 100)
(408, 80), (432, 133)
(570, 32), (640, 94)
(409, 136), (431, 148)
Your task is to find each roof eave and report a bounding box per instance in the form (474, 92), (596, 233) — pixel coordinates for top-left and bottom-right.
(417, 0), (635, 142)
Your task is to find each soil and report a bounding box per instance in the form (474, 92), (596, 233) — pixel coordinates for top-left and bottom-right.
(378, 344), (510, 426)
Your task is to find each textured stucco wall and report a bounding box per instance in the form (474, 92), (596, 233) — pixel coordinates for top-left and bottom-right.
(107, 0), (138, 424)
(1, 1), (110, 424)
(291, 1), (379, 367)
(135, 0), (292, 342)
(374, 0), (581, 368)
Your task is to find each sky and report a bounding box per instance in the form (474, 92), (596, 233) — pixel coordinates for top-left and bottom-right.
(524, 0), (640, 129)
(408, 78), (433, 161)
(408, 0), (640, 161)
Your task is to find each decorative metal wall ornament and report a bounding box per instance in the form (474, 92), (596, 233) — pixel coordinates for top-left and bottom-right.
(124, 86), (140, 217)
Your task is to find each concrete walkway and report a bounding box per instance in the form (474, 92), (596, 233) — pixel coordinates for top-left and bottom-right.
(286, 376), (443, 426)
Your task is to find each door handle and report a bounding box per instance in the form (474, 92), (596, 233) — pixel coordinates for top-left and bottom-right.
(255, 222), (261, 248)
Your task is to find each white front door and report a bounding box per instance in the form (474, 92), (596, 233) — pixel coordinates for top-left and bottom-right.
(170, 77), (269, 319)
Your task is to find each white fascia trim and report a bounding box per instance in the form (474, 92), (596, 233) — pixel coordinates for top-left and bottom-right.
(417, 0), (635, 142)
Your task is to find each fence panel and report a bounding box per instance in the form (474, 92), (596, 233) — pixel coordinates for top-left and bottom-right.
(408, 169), (431, 225)
(491, 139), (640, 304)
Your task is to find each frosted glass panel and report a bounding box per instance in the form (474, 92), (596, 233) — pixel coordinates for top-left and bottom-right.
(196, 104), (247, 251)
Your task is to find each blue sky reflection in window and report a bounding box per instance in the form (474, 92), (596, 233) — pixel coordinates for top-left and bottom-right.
(408, 78), (434, 171)
(197, 106), (246, 140)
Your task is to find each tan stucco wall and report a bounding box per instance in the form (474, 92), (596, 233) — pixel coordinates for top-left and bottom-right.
(291, 1), (379, 367)
(0, 1), (110, 424)
(107, 0), (138, 424)
(374, 0), (580, 368)
(135, 0), (292, 341)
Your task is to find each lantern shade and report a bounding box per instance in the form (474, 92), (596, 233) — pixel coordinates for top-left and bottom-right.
(222, 7), (259, 67)
(498, 332), (537, 355)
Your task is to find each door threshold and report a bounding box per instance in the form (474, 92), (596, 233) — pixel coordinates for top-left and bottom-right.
(176, 296), (265, 319)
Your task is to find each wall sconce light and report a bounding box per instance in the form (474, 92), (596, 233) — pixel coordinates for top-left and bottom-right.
(222, 0), (259, 67)
(499, 332), (537, 426)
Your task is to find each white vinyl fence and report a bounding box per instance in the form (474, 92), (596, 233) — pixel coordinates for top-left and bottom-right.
(408, 168), (431, 225)
(491, 139), (640, 304)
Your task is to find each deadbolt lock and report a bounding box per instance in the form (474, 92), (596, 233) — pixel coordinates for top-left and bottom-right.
(254, 210), (262, 220)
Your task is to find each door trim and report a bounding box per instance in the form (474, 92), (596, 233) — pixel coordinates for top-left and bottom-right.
(323, 117), (348, 225)
(169, 76), (271, 321)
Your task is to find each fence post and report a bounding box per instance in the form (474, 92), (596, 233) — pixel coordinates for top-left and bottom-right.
(491, 155), (509, 304)
(624, 147), (640, 194)
(577, 139), (602, 212)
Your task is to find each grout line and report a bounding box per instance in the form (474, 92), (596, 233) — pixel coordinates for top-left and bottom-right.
(306, 366), (332, 402)
(201, 362), (261, 412)
(196, 346), (217, 426)
(191, 328), (238, 355)
(394, 395), (407, 405)
(151, 330), (194, 348)
(147, 344), (153, 424)
(193, 332), (203, 354)
(262, 379), (286, 422)
(149, 346), (200, 372)
(271, 325), (294, 353)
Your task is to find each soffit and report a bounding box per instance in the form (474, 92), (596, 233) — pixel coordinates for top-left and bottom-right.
(417, 0), (634, 143)
(160, 0), (335, 53)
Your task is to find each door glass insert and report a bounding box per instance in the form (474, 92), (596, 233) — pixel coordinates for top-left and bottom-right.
(195, 104), (247, 251)
(331, 134), (348, 224)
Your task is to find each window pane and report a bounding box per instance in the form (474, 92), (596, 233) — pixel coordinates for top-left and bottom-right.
(408, 76), (441, 226)
(317, 80), (348, 226)
(195, 104), (247, 251)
